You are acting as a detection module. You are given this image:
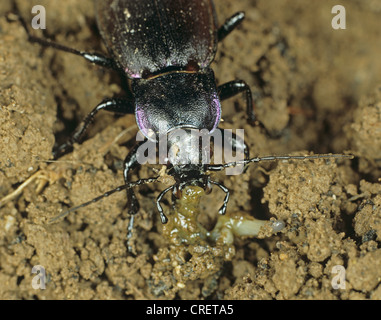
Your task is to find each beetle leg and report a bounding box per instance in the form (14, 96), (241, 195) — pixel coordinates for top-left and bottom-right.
(210, 181), (230, 215)
(53, 98), (134, 158)
(218, 80), (256, 124)
(16, 14), (120, 70)
(217, 12), (245, 42)
(126, 214), (136, 252)
(123, 141), (147, 214)
(156, 186), (173, 224)
(217, 128), (250, 173)
(123, 141), (148, 251)
(217, 128), (250, 160)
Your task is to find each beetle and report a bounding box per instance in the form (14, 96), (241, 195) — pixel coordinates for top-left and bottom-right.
(18, 0), (351, 249)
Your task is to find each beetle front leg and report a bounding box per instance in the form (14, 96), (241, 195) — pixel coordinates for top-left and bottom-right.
(53, 97), (134, 158)
(156, 186), (173, 224)
(217, 128), (250, 173)
(218, 80), (256, 124)
(123, 142), (145, 214)
(210, 181), (230, 215)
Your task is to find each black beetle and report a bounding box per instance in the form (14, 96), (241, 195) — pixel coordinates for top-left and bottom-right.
(18, 0), (351, 249)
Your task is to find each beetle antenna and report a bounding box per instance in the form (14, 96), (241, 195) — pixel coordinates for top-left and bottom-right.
(49, 177), (159, 223)
(207, 153), (354, 172)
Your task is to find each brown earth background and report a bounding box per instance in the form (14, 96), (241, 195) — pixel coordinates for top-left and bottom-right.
(0, 0), (380, 299)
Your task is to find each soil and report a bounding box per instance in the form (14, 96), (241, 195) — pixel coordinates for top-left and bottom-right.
(0, 0), (380, 300)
